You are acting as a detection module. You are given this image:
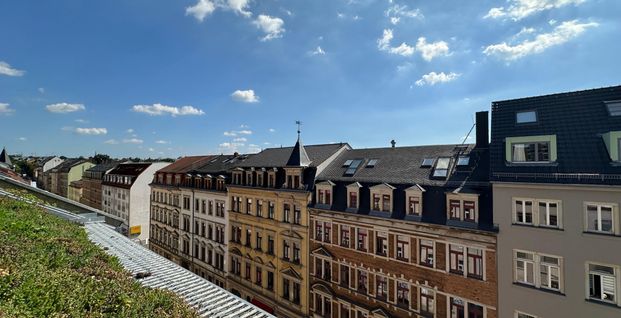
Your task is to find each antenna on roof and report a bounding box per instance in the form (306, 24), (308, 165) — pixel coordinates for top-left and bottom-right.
(295, 120), (302, 140)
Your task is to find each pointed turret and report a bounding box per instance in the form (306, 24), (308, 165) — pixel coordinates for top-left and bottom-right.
(286, 121), (311, 167)
(0, 147), (12, 166)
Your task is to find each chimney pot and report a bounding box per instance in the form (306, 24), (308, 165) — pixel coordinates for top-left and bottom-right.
(390, 140), (396, 148)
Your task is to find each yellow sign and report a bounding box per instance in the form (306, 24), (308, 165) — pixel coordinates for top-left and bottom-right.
(129, 225), (141, 235)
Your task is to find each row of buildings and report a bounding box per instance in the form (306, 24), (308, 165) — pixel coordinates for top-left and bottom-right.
(147, 86), (621, 318)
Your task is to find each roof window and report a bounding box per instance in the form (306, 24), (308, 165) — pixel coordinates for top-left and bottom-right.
(433, 158), (451, 178)
(457, 156), (470, 166)
(343, 159), (353, 167)
(366, 159), (379, 167)
(421, 158), (435, 167)
(516, 110), (537, 123)
(344, 159), (363, 176)
(605, 101), (621, 116)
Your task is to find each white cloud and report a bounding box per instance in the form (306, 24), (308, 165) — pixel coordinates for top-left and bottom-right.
(18, 137), (27, 141)
(377, 29), (414, 57)
(127, 128), (134, 133)
(253, 15), (285, 41)
(227, 0), (252, 17)
(483, 0), (586, 21)
(46, 102), (85, 113)
(148, 147), (155, 152)
(186, 0), (216, 22)
(61, 126), (74, 132)
(233, 137), (248, 142)
(231, 89), (260, 103)
(0, 61), (25, 77)
(483, 20), (598, 61)
(155, 140), (169, 144)
(38, 87), (45, 94)
(0, 103), (15, 115)
(549, 19), (557, 25)
(219, 142), (245, 153)
(104, 139), (119, 144)
(123, 138), (144, 144)
(247, 144), (261, 153)
(131, 103), (205, 116)
(390, 17), (400, 25)
(75, 118), (88, 123)
(268, 128), (276, 132)
(337, 12), (345, 19)
(240, 124), (249, 128)
(310, 46), (326, 56)
(415, 37), (450, 61)
(385, 5), (423, 21)
(237, 130), (252, 135)
(224, 131), (237, 137)
(415, 72), (461, 86)
(75, 127), (108, 135)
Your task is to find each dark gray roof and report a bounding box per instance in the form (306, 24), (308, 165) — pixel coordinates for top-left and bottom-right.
(286, 139), (311, 167)
(54, 158), (89, 172)
(194, 154), (252, 174)
(317, 144), (475, 186)
(86, 162), (120, 173)
(0, 147), (11, 166)
(491, 85), (621, 184)
(107, 163), (151, 176)
(233, 143), (348, 168)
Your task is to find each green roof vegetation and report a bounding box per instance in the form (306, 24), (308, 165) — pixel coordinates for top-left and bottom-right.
(0, 196), (198, 317)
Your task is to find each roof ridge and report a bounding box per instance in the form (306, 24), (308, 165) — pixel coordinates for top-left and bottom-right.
(492, 84), (621, 105)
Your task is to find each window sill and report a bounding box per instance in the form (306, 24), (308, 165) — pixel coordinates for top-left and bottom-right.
(505, 161), (558, 167)
(513, 282), (565, 296)
(512, 223), (564, 231)
(585, 298), (621, 309)
(582, 231), (620, 238)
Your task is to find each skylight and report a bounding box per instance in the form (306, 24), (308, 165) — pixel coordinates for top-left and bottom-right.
(344, 159), (363, 176)
(457, 156), (470, 166)
(366, 159), (378, 167)
(516, 110), (537, 123)
(433, 158), (451, 178)
(421, 158), (435, 167)
(343, 159), (353, 167)
(605, 101), (621, 116)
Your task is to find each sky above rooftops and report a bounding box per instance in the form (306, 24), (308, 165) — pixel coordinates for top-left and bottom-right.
(1, 0), (619, 158)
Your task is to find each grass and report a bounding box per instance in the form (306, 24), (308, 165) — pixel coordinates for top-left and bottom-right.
(0, 196), (198, 318)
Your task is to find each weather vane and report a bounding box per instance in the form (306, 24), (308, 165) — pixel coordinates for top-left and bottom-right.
(295, 120), (302, 139)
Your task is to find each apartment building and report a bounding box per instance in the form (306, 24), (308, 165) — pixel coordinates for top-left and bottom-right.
(34, 156), (63, 190)
(491, 86), (621, 318)
(80, 162), (119, 210)
(227, 138), (349, 317)
(150, 154), (245, 288)
(309, 112), (497, 318)
(102, 162), (169, 243)
(48, 159), (94, 197)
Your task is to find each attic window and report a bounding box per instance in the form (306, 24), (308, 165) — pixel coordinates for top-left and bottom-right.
(421, 158), (435, 167)
(433, 158), (451, 178)
(457, 156), (470, 166)
(366, 159), (379, 167)
(516, 111), (537, 123)
(344, 159), (363, 176)
(605, 101), (621, 116)
(343, 159), (353, 167)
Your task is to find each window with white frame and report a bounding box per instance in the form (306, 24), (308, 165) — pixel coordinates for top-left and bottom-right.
(514, 250), (563, 292)
(588, 263), (617, 304)
(539, 200), (559, 228)
(314, 257), (331, 281)
(420, 287), (435, 316)
(340, 225), (350, 248)
(340, 264), (350, 288)
(447, 195), (479, 223)
(357, 269), (368, 294)
(419, 239), (434, 267)
(515, 311), (537, 318)
(515, 199), (534, 225)
(511, 141), (550, 162)
(396, 235), (410, 261)
(375, 231), (387, 256)
(313, 292), (332, 317)
(375, 275), (387, 301)
(585, 203), (616, 234)
(513, 198), (562, 229)
(397, 281), (409, 308)
(356, 228), (368, 252)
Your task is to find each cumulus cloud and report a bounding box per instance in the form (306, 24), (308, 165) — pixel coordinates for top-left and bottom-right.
(237, 130), (252, 135)
(247, 144), (261, 153)
(415, 37), (450, 61)
(46, 102), (85, 113)
(415, 72), (461, 86)
(224, 131), (237, 137)
(75, 127), (108, 135)
(38, 87), (45, 94)
(155, 140), (169, 144)
(253, 15), (285, 41)
(123, 138), (144, 144)
(148, 148), (155, 152)
(310, 46), (326, 56)
(231, 89), (260, 103)
(268, 128), (276, 132)
(224, 129), (253, 136)
(186, 0), (216, 22)
(0, 61), (25, 77)
(18, 137), (27, 141)
(385, 4), (423, 25)
(227, 0), (252, 17)
(378, 29), (448, 60)
(219, 142), (245, 153)
(484, 0), (586, 21)
(0, 103), (15, 115)
(127, 128), (134, 133)
(104, 139), (119, 144)
(233, 137), (248, 142)
(75, 119), (88, 123)
(131, 103), (205, 116)
(483, 20), (598, 61)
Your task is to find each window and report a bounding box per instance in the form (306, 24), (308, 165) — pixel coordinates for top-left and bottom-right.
(433, 157), (451, 177)
(464, 201), (476, 222)
(588, 263), (617, 303)
(408, 196), (421, 215)
(449, 200), (461, 220)
(397, 281), (409, 308)
(381, 194), (391, 212)
(268, 201), (275, 219)
(515, 251), (535, 285)
(255, 232), (262, 251)
(375, 232), (387, 256)
(420, 287), (435, 316)
(246, 198), (252, 214)
(313, 293), (331, 316)
(255, 267), (262, 286)
(375, 276), (387, 301)
(340, 225), (350, 248)
(467, 247), (484, 279)
(516, 110), (537, 123)
(324, 222), (331, 243)
(515, 312), (537, 318)
(366, 159), (378, 167)
(515, 200), (534, 225)
(356, 229), (368, 252)
(293, 282), (300, 304)
(267, 236), (274, 254)
(511, 142), (550, 162)
(245, 229), (252, 247)
(468, 304), (484, 318)
(349, 192), (358, 209)
(605, 100), (621, 116)
(586, 203), (614, 234)
(256, 200), (263, 217)
(245, 263), (251, 280)
(315, 222), (323, 241)
(449, 245), (464, 275)
(419, 239), (434, 267)
(357, 270), (367, 293)
(340, 304), (350, 318)
(340, 264), (350, 287)
(282, 278), (290, 299)
(343, 159), (353, 167)
(539, 201), (558, 227)
(283, 241), (290, 260)
(293, 206), (301, 225)
(396, 235), (410, 261)
(457, 156), (470, 166)
(421, 158), (434, 167)
(450, 298), (465, 318)
(372, 194), (380, 210)
(283, 204), (290, 223)
(345, 159), (363, 175)
(293, 243), (300, 263)
(539, 255), (560, 291)
(267, 271), (274, 291)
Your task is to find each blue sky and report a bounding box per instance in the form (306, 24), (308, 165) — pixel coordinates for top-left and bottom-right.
(1, 0), (620, 158)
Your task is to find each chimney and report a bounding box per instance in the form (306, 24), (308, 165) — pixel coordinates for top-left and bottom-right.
(475, 111), (489, 148)
(390, 140), (396, 148)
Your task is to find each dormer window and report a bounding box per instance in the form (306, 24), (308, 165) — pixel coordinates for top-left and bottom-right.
(256, 172), (264, 187)
(516, 110), (537, 124)
(447, 193), (479, 223)
(349, 192), (358, 209)
(285, 168), (303, 189)
(405, 185), (425, 217)
(232, 171), (243, 185)
(457, 156), (470, 166)
(246, 171), (253, 186)
(267, 170), (276, 188)
(605, 100), (621, 116)
(316, 181), (335, 206)
(506, 135), (557, 163)
(346, 182), (362, 210)
(602, 131), (621, 162)
(370, 183), (395, 213)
